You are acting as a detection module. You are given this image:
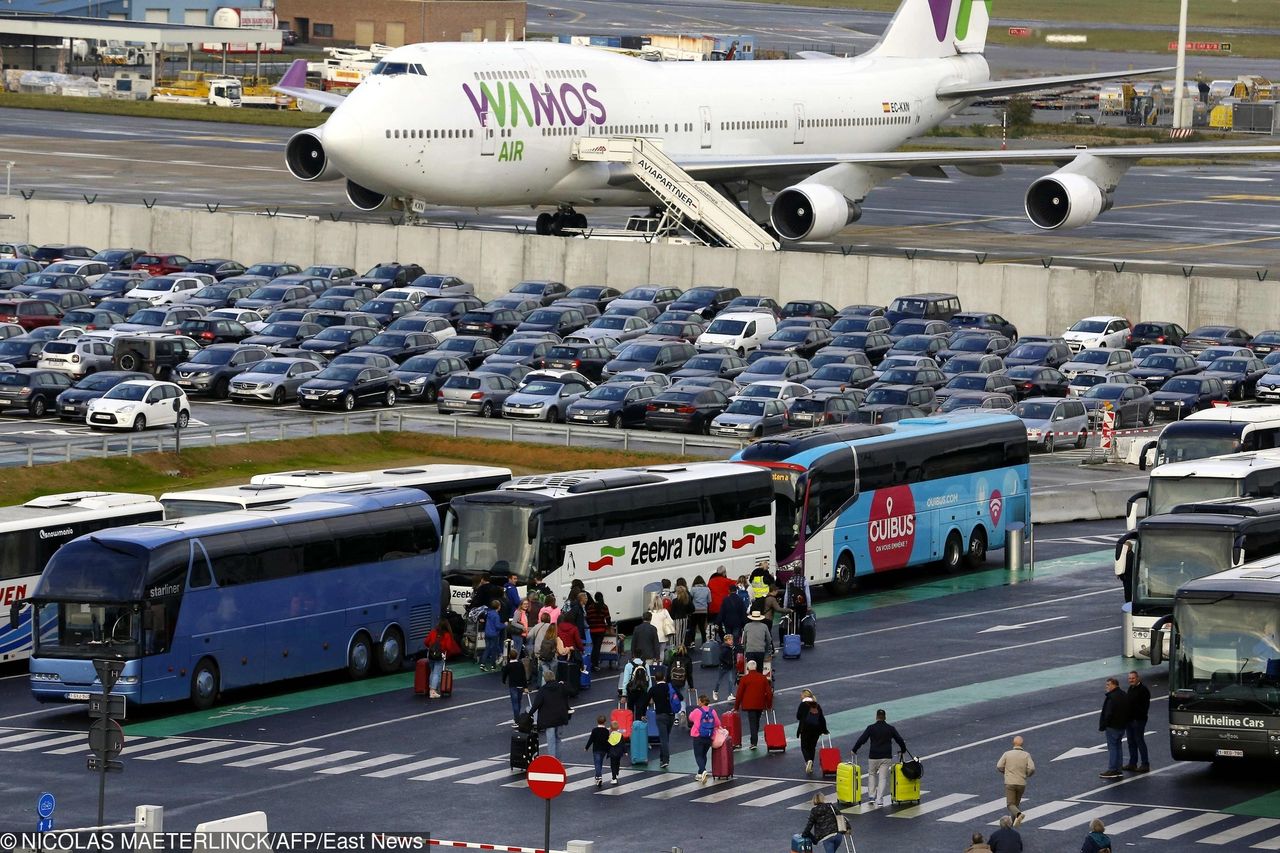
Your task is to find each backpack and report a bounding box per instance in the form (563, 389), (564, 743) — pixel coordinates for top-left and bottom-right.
(670, 659), (687, 688)
(628, 665), (649, 695)
(697, 707), (715, 738)
(669, 683), (683, 714)
(537, 626), (557, 662)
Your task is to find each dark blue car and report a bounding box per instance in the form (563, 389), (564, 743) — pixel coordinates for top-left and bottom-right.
(1149, 375), (1228, 420)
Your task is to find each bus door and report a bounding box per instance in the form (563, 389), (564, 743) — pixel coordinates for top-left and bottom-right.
(139, 540), (197, 703)
(804, 449), (858, 584)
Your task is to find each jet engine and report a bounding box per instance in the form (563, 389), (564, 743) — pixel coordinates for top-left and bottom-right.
(770, 184), (862, 242)
(345, 179), (392, 212)
(1024, 171), (1114, 230)
(285, 130), (342, 182)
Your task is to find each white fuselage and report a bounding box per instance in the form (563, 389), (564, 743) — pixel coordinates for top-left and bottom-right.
(318, 41), (988, 207)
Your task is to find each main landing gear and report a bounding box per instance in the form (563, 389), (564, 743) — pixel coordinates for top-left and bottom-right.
(535, 207), (588, 235)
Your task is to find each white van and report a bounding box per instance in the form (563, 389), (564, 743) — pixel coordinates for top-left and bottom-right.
(695, 311), (778, 355)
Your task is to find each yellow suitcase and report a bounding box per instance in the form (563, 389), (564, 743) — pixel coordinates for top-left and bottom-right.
(836, 760), (862, 807)
(892, 761), (922, 805)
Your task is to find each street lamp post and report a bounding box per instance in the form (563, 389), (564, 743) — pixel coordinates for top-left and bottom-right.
(1172, 0), (1190, 130)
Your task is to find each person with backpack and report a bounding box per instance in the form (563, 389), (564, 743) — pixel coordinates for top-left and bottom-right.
(648, 666), (676, 768)
(529, 667), (573, 759)
(795, 688), (829, 776)
(584, 714), (611, 789)
(1080, 818), (1112, 853)
(689, 575), (712, 645)
(714, 633), (738, 702)
(618, 655), (644, 700)
(586, 592), (612, 672)
(480, 599), (505, 672)
(500, 648), (529, 723)
(689, 694), (720, 783)
(800, 792), (848, 853)
(668, 645), (695, 721)
(529, 612), (558, 687)
(422, 618), (461, 699)
(625, 659), (651, 720)
(556, 613), (583, 657)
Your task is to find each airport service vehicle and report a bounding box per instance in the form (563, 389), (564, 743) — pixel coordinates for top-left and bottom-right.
(442, 462), (773, 618)
(0, 492), (164, 663)
(1115, 496), (1280, 660)
(152, 72), (243, 107)
(19, 489), (441, 707)
(731, 413), (1029, 592)
(1139, 405), (1280, 470)
(1149, 562), (1280, 763)
(1125, 450), (1280, 531)
(159, 464), (510, 518)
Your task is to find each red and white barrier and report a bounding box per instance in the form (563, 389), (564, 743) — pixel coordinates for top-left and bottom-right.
(427, 841), (560, 853)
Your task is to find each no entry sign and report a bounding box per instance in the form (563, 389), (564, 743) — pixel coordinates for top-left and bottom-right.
(526, 755), (567, 800)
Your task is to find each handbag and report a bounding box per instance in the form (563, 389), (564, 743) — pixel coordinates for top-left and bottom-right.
(711, 726), (729, 749)
(830, 804), (850, 834)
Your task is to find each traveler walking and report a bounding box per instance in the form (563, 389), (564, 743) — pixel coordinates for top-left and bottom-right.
(754, 583), (790, 629)
(996, 735), (1035, 825)
(648, 666), (675, 768)
(795, 689), (829, 775)
(500, 649), (529, 723)
(1080, 818), (1112, 853)
(529, 667), (573, 759)
(714, 633), (738, 701)
(689, 694), (720, 782)
(748, 566), (774, 602)
(584, 715), (611, 788)
(504, 572), (523, 616)
(624, 658), (651, 720)
(799, 792), (849, 853)
(586, 592), (612, 672)
(734, 660), (774, 750)
(631, 611), (660, 663)
(1124, 670), (1151, 772)
(509, 598), (531, 658)
(669, 582), (694, 650)
(851, 709), (908, 808)
(706, 567), (733, 634)
(605, 719), (625, 784)
(528, 612), (555, 687)
(719, 580), (748, 643)
(690, 575), (712, 644)
(653, 603), (677, 664)
(741, 609), (772, 673)
(422, 618), (460, 699)
(480, 599), (504, 672)
(987, 816), (1024, 853)
(963, 833), (993, 853)
(668, 644), (695, 718)
(1098, 677), (1129, 779)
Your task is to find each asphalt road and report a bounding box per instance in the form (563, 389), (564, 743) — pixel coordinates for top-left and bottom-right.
(1, 518), (1274, 852)
(1, 107), (1278, 273)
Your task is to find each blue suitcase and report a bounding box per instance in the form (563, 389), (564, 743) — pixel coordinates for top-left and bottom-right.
(646, 708), (660, 746)
(579, 666), (592, 692)
(631, 719), (649, 764)
(782, 632), (802, 660)
(790, 834), (813, 853)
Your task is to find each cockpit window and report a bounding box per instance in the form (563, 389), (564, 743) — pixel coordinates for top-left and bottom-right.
(372, 62), (409, 76)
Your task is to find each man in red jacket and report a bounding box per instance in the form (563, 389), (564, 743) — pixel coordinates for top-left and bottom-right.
(708, 565), (735, 627)
(733, 659), (774, 750)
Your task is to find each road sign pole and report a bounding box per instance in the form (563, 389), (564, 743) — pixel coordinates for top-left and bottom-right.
(97, 750), (106, 827)
(544, 799), (551, 853)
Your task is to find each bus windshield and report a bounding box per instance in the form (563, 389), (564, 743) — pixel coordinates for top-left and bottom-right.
(1137, 530), (1232, 605)
(445, 500), (539, 580)
(1149, 477), (1241, 516)
(1171, 597), (1280, 712)
(1157, 423), (1245, 466)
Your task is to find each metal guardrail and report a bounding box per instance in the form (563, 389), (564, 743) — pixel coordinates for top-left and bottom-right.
(1, 410), (747, 468)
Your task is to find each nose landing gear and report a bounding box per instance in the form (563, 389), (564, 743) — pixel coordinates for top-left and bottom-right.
(535, 207), (588, 235)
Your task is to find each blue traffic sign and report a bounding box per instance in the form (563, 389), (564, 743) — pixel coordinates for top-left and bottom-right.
(37, 793), (55, 819)
(37, 818), (54, 833)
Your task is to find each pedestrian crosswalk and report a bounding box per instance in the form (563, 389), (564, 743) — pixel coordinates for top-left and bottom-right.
(7, 726), (1280, 844)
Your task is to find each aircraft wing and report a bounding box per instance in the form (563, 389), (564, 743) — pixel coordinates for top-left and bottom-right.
(673, 143), (1280, 184)
(271, 58), (347, 110)
(936, 66), (1174, 100)
(795, 51), (843, 60)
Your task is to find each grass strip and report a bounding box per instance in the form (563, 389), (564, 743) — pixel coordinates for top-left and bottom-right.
(0, 91), (325, 128)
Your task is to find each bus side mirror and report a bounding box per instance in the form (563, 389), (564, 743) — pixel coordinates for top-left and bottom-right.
(1149, 616), (1172, 666)
(8, 603), (18, 630)
(1126, 491), (1149, 530)
(527, 517), (539, 540)
(1138, 439), (1156, 471)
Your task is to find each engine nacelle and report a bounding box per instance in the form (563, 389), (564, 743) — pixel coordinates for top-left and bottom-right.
(345, 179), (392, 212)
(1024, 172), (1114, 230)
(770, 184), (861, 242)
(285, 130), (342, 182)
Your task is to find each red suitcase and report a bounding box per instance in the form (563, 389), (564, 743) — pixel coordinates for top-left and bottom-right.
(736, 652), (746, 675)
(722, 709), (742, 749)
(611, 707), (634, 738)
(439, 663), (453, 698)
(764, 710), (786, 754)
(413, 658), (430, 696)
(819, 735), (841, 776)
(711, 741), (734, 779)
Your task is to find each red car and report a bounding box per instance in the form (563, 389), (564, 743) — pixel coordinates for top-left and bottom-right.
(0, 299), (63, 330)
(132, 253), (193, 276)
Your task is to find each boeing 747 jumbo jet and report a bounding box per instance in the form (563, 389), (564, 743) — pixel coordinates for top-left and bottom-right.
(275, 0), (1277, 245)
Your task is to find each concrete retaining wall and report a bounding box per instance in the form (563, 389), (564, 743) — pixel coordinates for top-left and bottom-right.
(4, 197), (1277, 337)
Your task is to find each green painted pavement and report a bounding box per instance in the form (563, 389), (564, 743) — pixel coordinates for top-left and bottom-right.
(1227, 790), (1280, 819)
(664, 654), (1143, 774)
(129, 548), (1112, 738)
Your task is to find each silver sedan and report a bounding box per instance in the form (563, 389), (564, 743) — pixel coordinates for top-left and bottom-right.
(228, 357), (323, 404)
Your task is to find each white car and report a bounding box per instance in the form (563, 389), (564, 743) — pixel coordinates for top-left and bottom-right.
(1062, 316), (1130, 354)
(1058, 347), (1135, 380)
(125, 274), (215, 306)
(86, 380), (190, 432)
(43, 259), (110, 283)
(207, 307), (268, 333)
(734, 380), (811, 401)
(695, 311), (778, 355)
(37, 338), (115, 378)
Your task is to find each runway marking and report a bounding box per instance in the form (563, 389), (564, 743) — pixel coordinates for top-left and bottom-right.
(0, 146), (287, 173)
(1210, 194), (1280, 202)
(1120, 231), (1280, 256)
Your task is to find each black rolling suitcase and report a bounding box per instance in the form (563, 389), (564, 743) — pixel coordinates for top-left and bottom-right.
(510, 730), (538, 771)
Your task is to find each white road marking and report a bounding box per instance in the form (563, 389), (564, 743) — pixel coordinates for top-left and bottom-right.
(1143, 812), (1232, 839)
(225, 746), (321, 768)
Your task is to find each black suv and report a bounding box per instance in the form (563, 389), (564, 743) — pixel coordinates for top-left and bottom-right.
(112, 334), (201, 379)
(0, 368), (73, 417)
(1127, 321), (1187, 350)
(352, 262), (426, 293)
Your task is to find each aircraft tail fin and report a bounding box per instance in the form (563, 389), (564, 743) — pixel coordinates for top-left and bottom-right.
(871, 0), (991, 59)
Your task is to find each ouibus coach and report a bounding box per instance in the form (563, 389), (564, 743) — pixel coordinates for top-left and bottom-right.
(731, 413), (1031, 594)
(442, 463), (774, 620)
(19, 488), (441, 709)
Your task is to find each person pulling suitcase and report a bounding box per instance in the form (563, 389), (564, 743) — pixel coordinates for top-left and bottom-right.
(851, 708), (908, 809)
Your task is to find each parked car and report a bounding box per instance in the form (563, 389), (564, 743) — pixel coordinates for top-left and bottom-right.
(785, 390), (865, 428)
(236, 284), (316, 313)
(602, 341), (697, 379)
(1059, 347), (1136, 380)
(36, 337), (114, 378)
(435, 370), (519, 418)
(1182, 325), (1254, 356)
(809, 349), (872, 373)
(1128, 353), (1201, 391)
(643, 386), (729, 433)
(484, 337), (556, 369)
(779, 300), (837, 322)
(84, 271), (149, 304)
(349, 262), (425, 293)
(830, 315), (891, 335)
(757, 326), (833, 357)
(34, 290), (91, 313)
(60, 308), (123, 332)
(695, 311), (778, 355)
(506, 279), (568, 306)
(1005, 340), (1072, 369)
(0, 299), (62, 330)
(242, 321), (322, 350)
(0, 367), (74, 416)
(734, 380), (811, 402)
(112, 305), (204, 334)
(184, 259), (246, 280)
(0, 243), (36, 260)
(561, 285), (621, 312)
(884, 292), (961, 326)
(859, 384), (938, 418)
(297, 365), (397, 410)
(483, 295), (542, 316)
(887, 318), (953, 343)
(1200, 355), (1269, 400)
(1015, 397), (1089, 452)
(85, 380), (189, 431)
(935, 372), (1017, 406)
(668, 352), (748, 383)
(1066, 370), (1137, 398)
(1127, 321), (1187, 350)
(351, 331), (439, 363)
(178, 317), (253, 345)
(885, 333), (950, 361)
(1005, 365), (1070, 399)
(33, 244), (96, 267)
(938, 391), (1015, 414)
(55, 370), (150, 420)
(111, 334), (200, 379)
(95, 298), (148, 322)
(392, 353), (469, 401)
(949, 311), (1017, 341)
(1150, 375), (1229, 420)
(576, 314), (650, 344)
(300, 265), (358, 285)
(611, 285), (683, 313)
(502, 374), (592, 422)
(415, 296), (484, 327)
(1079, 383), (1155, 427)
(872, 364), (948, 392)
(0, 337), (46, 368)
(710, 396), (787, 438)
(852, 404), (928, 425)
(132, 253), (193, 276)
(537, 342), (614, 382)
(668, 286), (740, 320)
(228, 357), (323, 404)
(171, 344), (270, 398)
(1254, 366), (1280, 403)
(735, 355), (812, 387)
(456, 309), (523, 342)
(940, 353), (1005, 378)
(937, 331), (1013, 363)
(358, 297), (416, 326)
(91, 248), (147, 271)
(17, 273), (91, 297)
(187, 283), (258, 311)
(436, 335), (500, 369)
(1062, 316), (1130, 353)
(295, 325), (376, 359)
(566, 380), (658, 429)
(1132, 343), (1188, 362)
(1193, 345), (1253, 369)
(0, 259), (42, 276)
(516, 305), (589, 337)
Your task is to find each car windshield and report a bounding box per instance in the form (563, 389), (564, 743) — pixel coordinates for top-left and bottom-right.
(519, 381), (563, 396)
(363, 267), (400, 280)
(888, 298), (926, 314)
(439, 338), (477, 352)
(812, 365), (857, 381)
(495, 341), (536, 356)
(315, 328), (354, 341)
(251, 361), (294, 375)
(1140, 356), (1178, 370)
(952, 336), (990, 352)
(618, 344), (661, 361)
(62, 312), (95, 324)
(260, 323), (303, 336)
(725, 398), (766, 415)
(316, 366), (360, 381)
(526, 310), (563, 324)
(42, 341), (76, 354)
(444, 375), (482, 390)
(249, 287), (289, 300)
(130, 310), (166, 325)
(1071, 374), (1107, 388)
(511, 282), (548, 295)
(621, 287), (658, 300)
(1075, 351), (1110, 364)
(879, 368), (919, 384)
(0, 340), (33, 356)
(136, 279), (177, 292)
(102, 383), (149, 401)
(706, 319), (747, 335)
(1083, 384), (1125, 400)
(593, 316), (631, 330)
(1069, 320), (1108, 333)
(689, 356), (735, 371)
(77, 373), (124, 390)
(772, 328), (809, 342)
(584, 385), (627, 401)
(195, 286), (230, 299)
(187, 350), (232, 366)
(400, 356), (442, 372)
(369, 333), (408, 347)
(940, 394), (986, 411)
(1015, 401), (1057, 419)
(865, 388), (909, 405)
(302, 266), (336, 277)
(414, 275), (449, 289)
(1010, 344), (1048, 359)
(748, 358), (793, 376)
(1208, 358), (1251, 373)
(1162, 378), (1203, 393)
(895, 335), (934, 350)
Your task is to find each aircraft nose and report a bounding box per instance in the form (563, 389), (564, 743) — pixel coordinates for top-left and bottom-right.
(321, 98), (367, 173)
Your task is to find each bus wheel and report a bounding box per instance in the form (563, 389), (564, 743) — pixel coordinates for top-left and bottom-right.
(347, 633), (373, 679)
(828, 554), (855, 596)
(376, 627), (405, 673)
(965, 527), (988, 567)
(190, 659), (220, 710)
(943, 531), (964, 572)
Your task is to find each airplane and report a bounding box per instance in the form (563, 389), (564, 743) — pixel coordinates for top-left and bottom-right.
(274, 0), (1278, 244)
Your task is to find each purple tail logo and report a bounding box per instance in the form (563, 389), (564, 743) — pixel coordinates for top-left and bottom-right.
(927, 0), (953, 42)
